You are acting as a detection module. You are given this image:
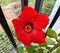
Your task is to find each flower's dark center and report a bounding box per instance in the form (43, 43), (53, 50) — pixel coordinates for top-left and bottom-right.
(25, 25), (32, 32)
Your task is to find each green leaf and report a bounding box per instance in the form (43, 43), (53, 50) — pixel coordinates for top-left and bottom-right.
(58, 33), (60, 36)
(47, 28), (57, 38)
(38, 48), (43, 53)
(26, 46), (38, 53)
(39, 44), (50, 50)
(56, 47), (60, 53)
(47, 50), (51, 53)
(46, 38), (55, 45)
(18, 47), (24, 53)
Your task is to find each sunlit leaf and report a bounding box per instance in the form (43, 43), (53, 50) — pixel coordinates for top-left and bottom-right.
(56, 47), (60, 53)
(47, 28), (57, 38)
(46, 38), (55, 45)
(39, 44), (50, 50)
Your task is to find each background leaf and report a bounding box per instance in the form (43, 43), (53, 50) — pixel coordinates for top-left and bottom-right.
(18, 47), (24, 53)
(46, 38), (55, 45)
(47, 51), (51, 53)
(26, 46), (38, 53)
(38, 48), (43, 53)
(47, 28), (57, 38)
(55, 47), (60, 53)
(58, 33), (60, 36)
(39, 44), (50, 50)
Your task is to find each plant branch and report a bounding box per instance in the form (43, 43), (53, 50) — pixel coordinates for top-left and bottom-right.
(50, 40), (60, 52)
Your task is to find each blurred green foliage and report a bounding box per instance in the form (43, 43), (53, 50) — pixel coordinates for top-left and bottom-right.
(0, 0), (17, 6)
(42, 0), (56, 15)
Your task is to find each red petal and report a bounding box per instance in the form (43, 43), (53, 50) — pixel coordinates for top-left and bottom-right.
(34, 14), (49, 30)
(32, 30), (46, 44)
(17, 30), (32, 46)
(42, 40), (46, 44)
(12, 19), (25, 36)
(19, 6), (37, 22)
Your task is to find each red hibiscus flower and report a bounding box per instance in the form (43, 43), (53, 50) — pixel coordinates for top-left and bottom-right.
(12, 6), (49, 46)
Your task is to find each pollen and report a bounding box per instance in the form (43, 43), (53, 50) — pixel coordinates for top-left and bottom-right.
(25, 25), (32, 32)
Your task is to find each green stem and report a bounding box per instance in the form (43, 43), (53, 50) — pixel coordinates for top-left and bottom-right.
(50, 40), (60, 52)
